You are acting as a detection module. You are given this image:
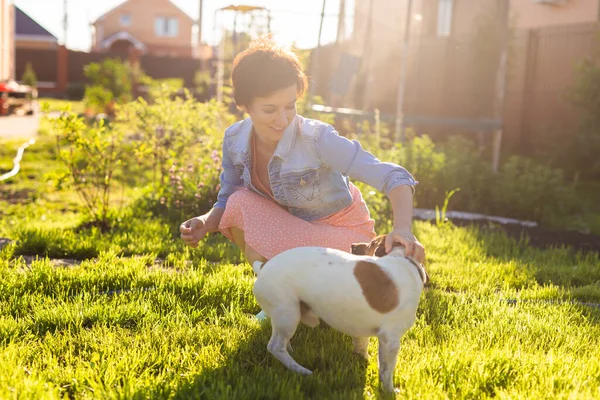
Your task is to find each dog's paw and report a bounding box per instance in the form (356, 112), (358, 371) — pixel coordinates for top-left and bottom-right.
(353, 349), (369, 360)
(293, 366), (312, 376)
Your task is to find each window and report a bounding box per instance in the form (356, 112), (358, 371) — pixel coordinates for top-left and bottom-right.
(120, 13), (131, 27)
(437, 0), (453, 37)
(155, 16), (179, 37)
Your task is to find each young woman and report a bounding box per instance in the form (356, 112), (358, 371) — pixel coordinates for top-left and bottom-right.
(180, 38), (425, 268)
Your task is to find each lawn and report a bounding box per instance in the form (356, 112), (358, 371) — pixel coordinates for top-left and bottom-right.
(1, 222), (599, 399)
(39, 98), (86, 115)
(1, 107), (599, 399)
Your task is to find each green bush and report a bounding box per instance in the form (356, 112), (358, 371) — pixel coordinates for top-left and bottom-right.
(437, 136), (492, 212)
(83, 85), (113, 114)
(83, 58), (136, 113)
(351, 127), (584, 228)
(151, 152), (223, 223)
(120, 84), (236, 222)
(49, 111), (126, 230)
(21, 62), (37, 87)
(490, 156), (580, 224)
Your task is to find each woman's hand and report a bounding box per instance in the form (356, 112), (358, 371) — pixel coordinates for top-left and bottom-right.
(179, 216), (209, 248)
(384, 227), (425, 264)
(180, 208), (225, 248)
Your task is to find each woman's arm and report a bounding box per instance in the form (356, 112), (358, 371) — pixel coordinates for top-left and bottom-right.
(181, 127), (243, 247)
(214, 137), (244, 209)
(317, 125), (417, 195)
(385, 185), (425, 263)
(317, 124), (425, 263)
(389, 184), (413, 231)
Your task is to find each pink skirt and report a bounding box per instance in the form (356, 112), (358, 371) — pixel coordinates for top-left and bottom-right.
(219, 183), (376, 260)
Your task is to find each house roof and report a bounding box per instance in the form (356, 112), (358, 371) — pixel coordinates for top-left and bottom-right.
(14, 5), (58, 40)
(93, 0), (194, 25)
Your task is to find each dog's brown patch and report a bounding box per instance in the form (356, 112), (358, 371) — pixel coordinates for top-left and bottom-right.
(353, 261), (399, 313)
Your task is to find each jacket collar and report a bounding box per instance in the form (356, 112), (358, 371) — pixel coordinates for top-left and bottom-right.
(232, 115), (300, 161)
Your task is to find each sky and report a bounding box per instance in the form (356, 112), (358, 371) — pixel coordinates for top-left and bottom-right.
(12, 0), (355, 51)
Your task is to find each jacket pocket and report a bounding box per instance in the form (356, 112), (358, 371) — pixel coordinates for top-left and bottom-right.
(234, 163), (245, 177)
(282, 168), (321, 203)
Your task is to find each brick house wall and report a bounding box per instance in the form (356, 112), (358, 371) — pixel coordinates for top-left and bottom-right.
(0, 0), (14, 81)
(93, 0), (194, 57)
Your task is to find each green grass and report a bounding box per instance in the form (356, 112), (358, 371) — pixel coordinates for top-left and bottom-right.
(39, 98), (86, 115)
(1, 108), (599, 398)
(0, 221), (599, 399)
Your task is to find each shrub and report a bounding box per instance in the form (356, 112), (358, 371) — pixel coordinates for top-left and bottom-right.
(153, 151), (223, 223)
(49, 111), (126, 230)
(490, 156), (580, 224)
(83, 85), (114, 114)
(437, 136), (492, 212)
(350, 128), (584, 229)
(119, 84), (236, 222)
(83, 58), (136, 114)
(21, 62), (37, 87)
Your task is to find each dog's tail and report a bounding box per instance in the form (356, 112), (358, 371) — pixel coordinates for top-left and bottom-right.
(252, 260), (265, 275)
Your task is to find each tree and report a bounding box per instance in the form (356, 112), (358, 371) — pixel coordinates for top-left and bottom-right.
(21, 62), (37, 87)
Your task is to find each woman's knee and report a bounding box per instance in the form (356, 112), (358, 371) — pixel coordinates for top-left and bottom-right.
(226, 189), (260, 213)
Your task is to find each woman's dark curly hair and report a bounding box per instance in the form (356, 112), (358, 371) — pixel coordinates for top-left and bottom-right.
(231, 38), (308, 108)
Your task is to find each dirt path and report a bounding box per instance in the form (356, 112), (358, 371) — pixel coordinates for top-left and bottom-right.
(0, 114), (40, 140)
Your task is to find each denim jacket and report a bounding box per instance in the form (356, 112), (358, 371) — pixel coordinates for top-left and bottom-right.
(214, 114), (418, 221)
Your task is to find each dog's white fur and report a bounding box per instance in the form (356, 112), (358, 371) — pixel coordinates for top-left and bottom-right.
(252, 242), (427, 392)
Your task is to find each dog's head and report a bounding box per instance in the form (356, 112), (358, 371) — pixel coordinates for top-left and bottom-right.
(351, 235), (430, 285)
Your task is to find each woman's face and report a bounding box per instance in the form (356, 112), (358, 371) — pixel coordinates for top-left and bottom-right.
(241, 84), (298, 147)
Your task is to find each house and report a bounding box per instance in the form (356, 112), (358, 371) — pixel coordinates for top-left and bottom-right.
(0, 0), (14, 82)
(91, 0), (195, 57)
(352, 0), (600, 60)
(416, 0), (600, 37)
(345, 0), (600, 110)
(14, 5), (59, 50)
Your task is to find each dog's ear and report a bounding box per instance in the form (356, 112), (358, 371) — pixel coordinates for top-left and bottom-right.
(373, 242), (387, 257)
(351, 243), (369, 255)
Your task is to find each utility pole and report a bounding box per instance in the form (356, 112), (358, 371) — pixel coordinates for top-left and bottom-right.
(359, 0), (375, 110)
(492, 0), (510, 172)
(308, 0), (327, 106)
(198, 0), (205, 68)
(62, 0), (68, 47)
(336, 0), (346, 43)
(394, 0), (413, 144)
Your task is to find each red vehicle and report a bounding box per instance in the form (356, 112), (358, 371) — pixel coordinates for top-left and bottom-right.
(0, 81), (37, 116)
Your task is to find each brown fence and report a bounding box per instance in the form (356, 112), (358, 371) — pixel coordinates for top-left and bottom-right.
(140, 54), (200, 88)
(355, 22), (600, 152)
(14, 46), (212, 98)
(15, 48), (57, 83)
(67, 50), (127, 83)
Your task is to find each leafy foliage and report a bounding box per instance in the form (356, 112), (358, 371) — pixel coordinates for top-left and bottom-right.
(83, 58), (137, 114)
(49, 111), (126, 230)
(21, 62), (37, 88)
(119, 84), (236, 222)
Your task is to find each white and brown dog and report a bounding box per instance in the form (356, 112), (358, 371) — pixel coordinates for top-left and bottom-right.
(252, 235), (428, 392)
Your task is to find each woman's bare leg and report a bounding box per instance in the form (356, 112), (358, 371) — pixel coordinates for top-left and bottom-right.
(230, 226), (267, 265)
(230, 226), (269, 321)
